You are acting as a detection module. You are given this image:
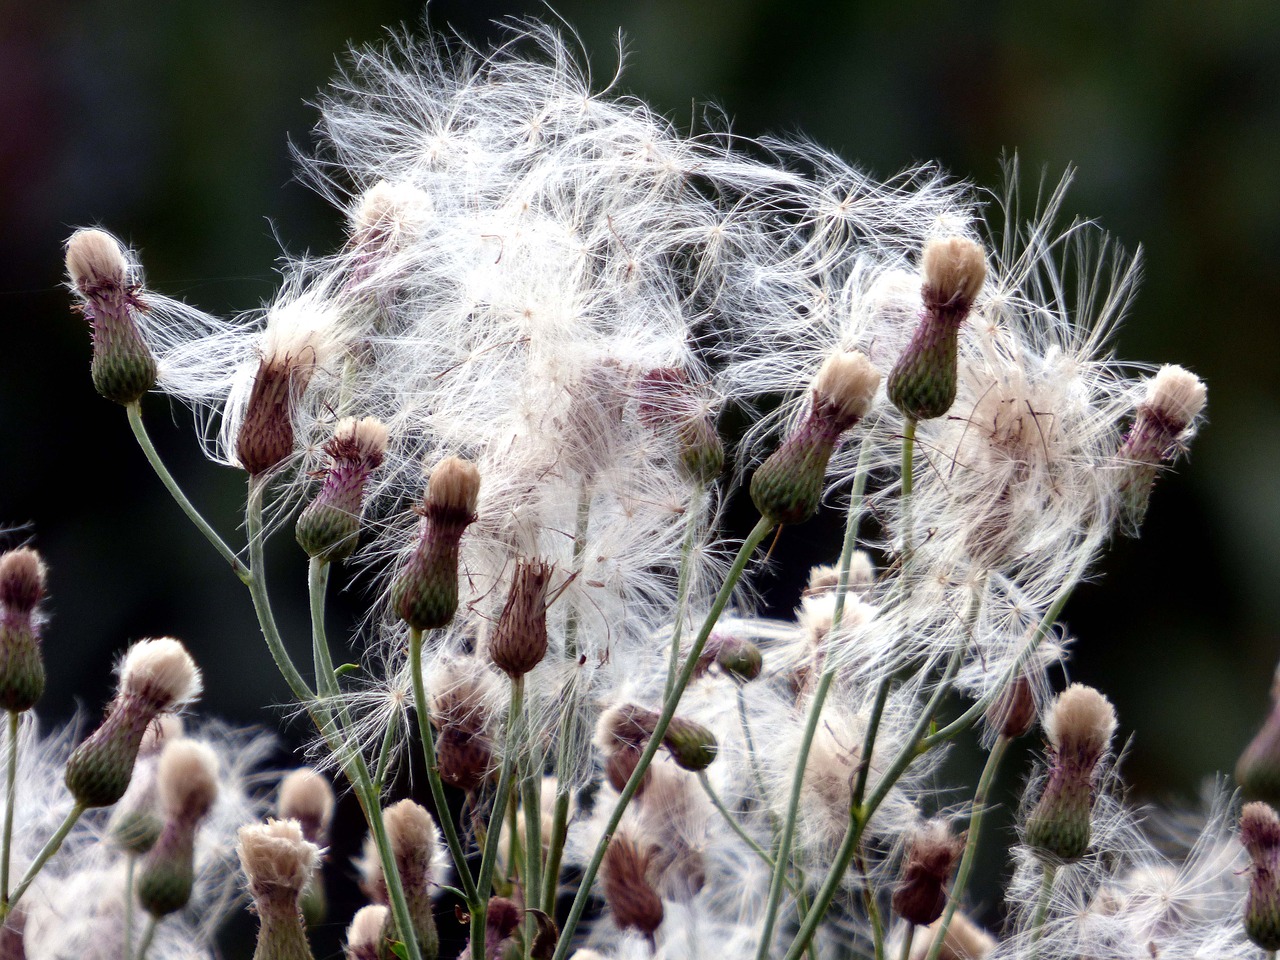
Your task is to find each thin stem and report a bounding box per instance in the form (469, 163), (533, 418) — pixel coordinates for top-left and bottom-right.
(1029, 862), (1058, 954)
(923, 736), (1011, 960)
(521, 765), (542, 960)
(3, 802), (86, 916)
(899, 419), (917, 566)
(124, 854), (136, 960)
(135, 916), (157, 960)
(856, 843), (886, 960)
(853, 676), (893, 808)
(540, 789), (570, 915)
(664, 482), (704, 699)
(373, 710), (400, 790)
(898, 925), (916, 960)
(308, 558), (336, 698)
(472, 675), (525, 960)
(696, 771), (790, 886)
(408, 629), (479, 905)
(736, 687), (777, 835)
(550, 515), (775, 960)
(126, 402), (248, 583)
(1, 711), (18, 904)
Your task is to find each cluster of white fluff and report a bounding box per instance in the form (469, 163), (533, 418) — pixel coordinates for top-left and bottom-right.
(56, 18), (1222, 960)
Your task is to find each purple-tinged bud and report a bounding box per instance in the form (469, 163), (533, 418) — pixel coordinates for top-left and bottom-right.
(986, 673), (1038, 740)
(65, 638), (202, 808)
(602, 834), (664, 946)
(109, 717), (182, 855)
(1239, 692), (1280, 804)
(345, 905), (389, 960)
(456, 898), (523, 960)
(0, 548), (48, 712)
(278, 768), (335, 927)
(137, 739), (218, 917)
(1116, 365), (1207, 532)
(751, 351), (881, 524)
(429, 659), (497, 792)
(893, 820), (964, 926)
(65, 229), (157, 404)
(297, 417), (388, 562)
(1023, 685), (1116, 862)
(238, 819), (320, 960)
(488, 559), (553, 678)
(1242, 802), (1280, 950)
(595, 704), (717, 773)
(636, 367), (725, 484)
(887, 237), (987, 422)
(696, 632), (763, 683)
(383, 800), (440, 958)
(392, 457), (480, 631)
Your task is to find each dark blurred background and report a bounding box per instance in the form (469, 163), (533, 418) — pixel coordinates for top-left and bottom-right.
(1, 0), (1277, 953)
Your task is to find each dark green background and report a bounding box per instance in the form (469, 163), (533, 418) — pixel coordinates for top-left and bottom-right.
(1, 0), (1276, 953)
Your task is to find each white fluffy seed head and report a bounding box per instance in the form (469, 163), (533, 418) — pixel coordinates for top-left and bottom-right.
(157, 738), (219, 822)
(1144, 364), (1207, 432)
(119, 638), (202, 709)
(426, 456), (481, 516)
(1044, 684), (1116, 757)
(350, 180), (433, 242)
(237, 818), (320, 899)
(65, 228), (129, 293)
(812, 350), (881, 425)
(258, 295), (347, 382)
(277, 768), (336, 844)
(346, 904), (390, 954)
(383, 798), (437, 866)
(921, 236), (987, 306)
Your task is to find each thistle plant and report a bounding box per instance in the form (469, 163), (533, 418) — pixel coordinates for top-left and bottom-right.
(10, 14), (1270, 960)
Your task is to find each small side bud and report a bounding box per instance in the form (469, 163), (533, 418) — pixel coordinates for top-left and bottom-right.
(137, 739), (219, 917)
(892, 820), (964, 926)
(697, 633), (763, 683)
(296, 417), (389, 562)
(383, 799), (440, 958)
(488, 559), (554, 678)
(392, 457), (481, 631)
(1023, 684), (1116, 862)
(1242, 801), (1280, 950)
(887, 237), (986, 422)
(661, 716), (718, 772)
(65, 228), (158, 404)
(65, 638), (202, 808)
(751, 351), (881, 524)
(602, 834), (664, 946)
(345, 905), (390, 960)
(0, 548), (48, 712)
(238, 819), (320, 960)
(596, 704), (717, 773)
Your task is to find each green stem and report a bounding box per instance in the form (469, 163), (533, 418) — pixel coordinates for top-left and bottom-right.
(899, 925), (916, 960)
(374, 710), (400, 790)
(1, 711), (17, 904)
(135, 916), (157, 960)
(1029, 862), (1058, 953)
(3, 802), (86, 916)
(472, 676), (525, 960)
(696, 772), (790, 885)
(900, 419), (917, 567)
(856, 844), (886, 960)
(408, 629), (479, 905)
(124, 854), (136, 960)
(664, 482), (704, 699)
(922, 736), (1011, 960)
(521, 763), (542, 960)
(736, 687), (777, 835)
(540, 789), (570, 916)
(550, 516), (775, 960)
(308, 559), (336, 697)
(126, 402), (248, 583)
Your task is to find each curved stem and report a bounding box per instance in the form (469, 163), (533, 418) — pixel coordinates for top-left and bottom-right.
(135, 916), (158, 960)
(1, 711), (17, 904)
(472, 676), (525, 960)
(409, 629), (479, 905)
(126, 403), (248, 583)
(664, 482), (704, 699)
(922, 736), (1011, 960)
(246, 484), (314, 703)
(696, 771), (791, 886)
(3, 802), (86, 916)
(550, 516), (775, 960)
(1029, 862), (1058, 956)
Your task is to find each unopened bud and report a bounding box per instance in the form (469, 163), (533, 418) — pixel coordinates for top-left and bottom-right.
(986, 673), (1037, 740)
(697, 633), (763, 683)
(238, 819), (320, 960)
(635, 367), (725, 484)
(137, 739), (218, 917)
(602, 834), (664, 945)
(456, 897), (523, 960)
(65, 228), (158, 404)
(1239, 697), (1280, 804)
(297, 417), (388, 562)
(892, 820), (964, 926)
(278, 768), (335, 927)
(383, 799), (440, 958)
(65, 638), (202, 808)
(1117, 365), (1207, 531)
(1242, 802), (1280, 950)
(392, 457), (480, 630)
(488, 559), (553, 678)
(1024, 685), (1116, 862)
(662, 716), (718, 772)
(0, 548), (48, 712)
(429, 658), (497, 792)
(887, 237), (986, 422)
(597, 704), (717, 772)
(110, 716), (183, 854)
(751, 351), (881, 524)
(345, 905), (389, 960)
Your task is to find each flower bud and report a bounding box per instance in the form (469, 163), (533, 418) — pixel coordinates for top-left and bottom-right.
(109, 716), (183, 855)
(456, 898), (523, 960)
(488, 559), (553, 678)
(0, 547), (48, 712)
(602, 834), (664, 946)
(887, 237), (986, 422)
(278, 768), (335, 926)
(1242, 802), (1280, 950)
(65, 638), (202, 808)
(1239, 692), (1280, 804)
(383, 799), (441, 958)
(696, 632), (762, 683)
(985, 673), (1038, 740)
(238, 819), (320, 960)
(429, 658), (497, 792)
(1116, 365), (1207, 531)
(892, 820), (964, 926)
(297, 417), (388, 562)
(661, 716), (718, 772)
(392, 457), (480, 631)
(65, 228), (158, 404)
(137, 739), (219, 917)
(751, 351), (881, 524)
(596, 704), (717, 773)
(345, 905), (389, 960)
(1023, 684), (1116, 862)
(635, 367), (725, 484)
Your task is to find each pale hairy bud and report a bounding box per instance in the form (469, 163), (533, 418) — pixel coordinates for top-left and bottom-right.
(392, 457), (481, 631)
(278, 768), (336, 845)
(986, 673), (1038, 740)
(0, 547), (48, 713)
(1242, 802), (1280, 950)
(238, 819), (320, 960)
(0, 548), (47, 614)
(456, 897), (522, 960)
(488, 558), (553, 677)
(910, 910), (996, 960)
(296, 417), (389, 562)
(66, 638), (202, 808)
(383, 799), (440, 956)
(751, 351), (880, 524)
(429, 658), (497, 792)
(1117, 364), (1207, 531)
(892, 820), (964, 926)
(137, 739), (219, 917)
(345, 905), (389, 960)
(602, 833), (664, 945)
(1239, 695), (1280, 804)
(888, 237), (986, 422)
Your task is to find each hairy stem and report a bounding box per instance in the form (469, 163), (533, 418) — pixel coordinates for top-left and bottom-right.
(664, 482), (705, 699)
(3, 802), (86, 916)
(1, 711), (17, 904)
